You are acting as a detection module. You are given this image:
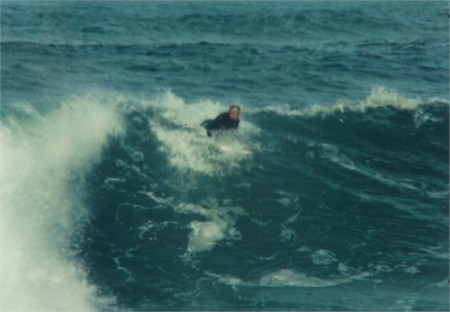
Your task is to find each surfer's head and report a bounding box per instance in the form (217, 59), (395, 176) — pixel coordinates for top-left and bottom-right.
(229, 105), (240, 120)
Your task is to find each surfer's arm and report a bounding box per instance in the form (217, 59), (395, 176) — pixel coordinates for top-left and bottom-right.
(208, 113), (227, 130)
(234, 119), (240, 129)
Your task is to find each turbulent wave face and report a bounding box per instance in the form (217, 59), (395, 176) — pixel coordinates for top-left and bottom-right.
(1, 97), (123, 310)
(1, 1), (449, 311)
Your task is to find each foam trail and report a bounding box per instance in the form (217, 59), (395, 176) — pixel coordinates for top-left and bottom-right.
(206, 269), (370, 288)
(1, 97), (123, 311)
(258, 269), (370, 287)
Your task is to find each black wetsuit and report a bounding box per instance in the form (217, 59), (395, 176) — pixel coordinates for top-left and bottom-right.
(202, 112), (240, 137)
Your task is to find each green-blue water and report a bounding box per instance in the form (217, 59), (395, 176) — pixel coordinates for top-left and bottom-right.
(1, 1), (448, 311)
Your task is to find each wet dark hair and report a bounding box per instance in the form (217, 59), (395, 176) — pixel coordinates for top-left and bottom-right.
(229, 105), (241, 112)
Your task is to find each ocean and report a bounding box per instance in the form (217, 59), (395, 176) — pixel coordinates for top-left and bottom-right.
(1, 1), (448, 311)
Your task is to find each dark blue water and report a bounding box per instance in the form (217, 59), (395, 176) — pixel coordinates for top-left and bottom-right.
(1, 1), (448, 311)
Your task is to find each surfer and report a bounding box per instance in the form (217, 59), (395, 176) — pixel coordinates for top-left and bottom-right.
(201, 105), (240, 137)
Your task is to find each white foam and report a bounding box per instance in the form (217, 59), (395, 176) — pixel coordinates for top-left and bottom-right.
(255, 87), (448, 118)
(177, 202), (243, 254)
(209, 268), (370, 288)
(188, 221), (227, 253)
(259, 269), (340, 287)
(311, 249), (338, 265)
(1, 97), (123, 311)
(143, 193), (244, 254)
(204, 262), (372, 288)
(260, 268), (370, 287)
(152, 123), (221, 173)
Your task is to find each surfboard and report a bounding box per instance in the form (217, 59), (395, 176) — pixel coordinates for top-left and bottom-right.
(218, 143), (252, 155)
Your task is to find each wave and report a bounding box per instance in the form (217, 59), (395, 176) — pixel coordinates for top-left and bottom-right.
(0, 40), (233, 51)
(1, 87), (447, 310)
(252, 87), (449, 119)
(0, 96), (123, 311)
